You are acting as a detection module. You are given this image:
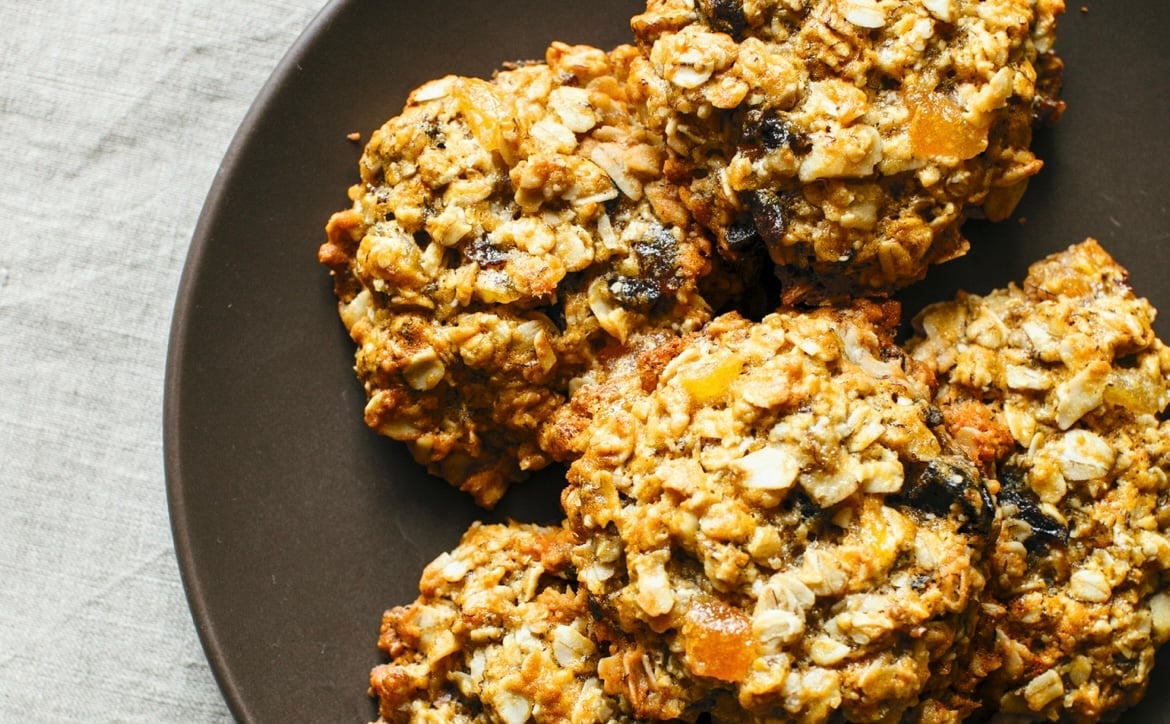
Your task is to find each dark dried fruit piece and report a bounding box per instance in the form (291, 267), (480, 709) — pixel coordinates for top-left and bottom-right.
(748, 189), (792, 248)
(896, 457), (995, 536)
(698, 0), (747, 38)
(722, 218), (760, 252)
(609, 275), (665, 307)
(633, 223), (682, 289)
(998, 467), (1069, 553)
(740, 110), (810, 153)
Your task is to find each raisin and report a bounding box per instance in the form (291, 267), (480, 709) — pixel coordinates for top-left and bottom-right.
(723, 218), (760, 252)
(740, 110), (811, 153)
(998, 468), (1068, 553)
(748, 189), (792, 247)
(698, 0), (747, 38)
(925, 406), (945, 428)
(608, 275), (664, 307)
(607, 223), (683, 308)
(895, 457), (995, 536)
(421, 119), (446, 147)
(789, 489), (829, 524)
(633, 223), (680, 288)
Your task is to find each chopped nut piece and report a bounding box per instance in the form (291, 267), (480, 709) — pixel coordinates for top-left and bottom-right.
(1023, 669), (1065, 710)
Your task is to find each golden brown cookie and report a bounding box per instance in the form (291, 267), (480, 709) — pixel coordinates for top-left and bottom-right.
(907, 240), (1170, 720)
(627, 0), (1065, 299)
(370, 522), (648, 723)
(563, 303), (996, 722)
(321, 43), (748, 507)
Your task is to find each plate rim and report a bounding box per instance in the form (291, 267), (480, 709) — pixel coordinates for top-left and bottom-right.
(162, 1), (346, 719)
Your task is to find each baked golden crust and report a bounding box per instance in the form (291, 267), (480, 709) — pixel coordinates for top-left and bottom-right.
(332, 6), (1170, 722)
(370, 522), (644, 724)
(369, 242), (1170, 721)
(562, 304), (996, 722)
(320, 0), (1068, 505)
(907, 240), (1170, 720)
(321, 43), (746, 507)
(627, 0), (1065, 299)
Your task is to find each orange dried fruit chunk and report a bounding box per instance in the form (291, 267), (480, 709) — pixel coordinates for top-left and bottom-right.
(681, 598), (755, 682)
(907, 89), (988, 161)
(680, 354), (744, 404)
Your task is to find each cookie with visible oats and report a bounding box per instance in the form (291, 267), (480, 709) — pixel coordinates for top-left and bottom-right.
(370, 522), (653, 723)
(320, 42), (753, 507)
(907, 239), (1170, 720)
(562, 303), (996, 722)
(626, 0), (1065, 300)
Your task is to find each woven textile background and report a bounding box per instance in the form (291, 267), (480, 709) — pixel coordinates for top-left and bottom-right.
(0, 2), (326, 719)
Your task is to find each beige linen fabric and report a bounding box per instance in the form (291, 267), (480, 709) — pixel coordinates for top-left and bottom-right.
(0, 1), (325, 719)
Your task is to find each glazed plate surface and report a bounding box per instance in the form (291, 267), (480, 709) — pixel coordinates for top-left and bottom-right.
(164, 1), (1170, 720)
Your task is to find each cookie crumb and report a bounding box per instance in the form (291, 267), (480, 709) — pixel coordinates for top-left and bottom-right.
(346, 131), (361, 142)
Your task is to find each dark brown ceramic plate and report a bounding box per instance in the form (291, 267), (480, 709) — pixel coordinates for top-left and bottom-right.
(165, 1), (1170, 721)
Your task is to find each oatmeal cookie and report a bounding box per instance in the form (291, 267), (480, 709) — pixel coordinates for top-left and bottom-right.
(626, 0), (1065, 298)
(320, 42), (745, 507)
(369, 522), (643, 723)
(562, 303), (997, 722)
(907, 239), (1170, 720)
